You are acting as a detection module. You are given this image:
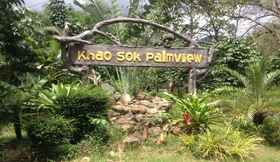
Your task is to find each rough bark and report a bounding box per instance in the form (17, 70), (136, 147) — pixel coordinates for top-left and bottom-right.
(55, 17), (197, 46)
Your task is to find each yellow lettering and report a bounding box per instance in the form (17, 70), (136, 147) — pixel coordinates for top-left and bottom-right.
(181, 54), (187, 62)
(117, 52), (125, 61)
(125, 52), (134, 61)
(133, 52), (141, 62)
(187, 54), (194, 62)
(161, 51), (166, 62)
(154, 53), (161, 62)
(166, 53), (173, 62)
(104, 51), (112, 61)
(175, 54), (182, 62)
(95, 51), (104, 61)
(77, 51), (88, 60)
(146, 53), (154, 61)
(88, 52), (95, 60)
(194, 54), (203, 63)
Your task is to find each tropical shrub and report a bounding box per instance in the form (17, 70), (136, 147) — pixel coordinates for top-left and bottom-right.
(182, 127), (261, 161)
(27, 115), (74, 146)
(231, 114), (258, 135)
(260, 114), (280, 145)
(163, 93), (222, 133)
(223, 59), (280, 104)
(201, 38), (261, 89)
(32, 83), (110, 143)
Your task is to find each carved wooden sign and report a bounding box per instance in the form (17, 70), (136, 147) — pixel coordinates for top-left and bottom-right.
(69, 44), (210, 68)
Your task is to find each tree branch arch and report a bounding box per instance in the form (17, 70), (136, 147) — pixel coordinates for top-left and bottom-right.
(55, 16), (197, 47)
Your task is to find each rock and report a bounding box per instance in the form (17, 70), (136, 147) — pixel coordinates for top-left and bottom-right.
(139, 100), (153, 108)
(149, 127), (162, 136)
(147, 108), (158, 114)
(171, 126), (182, 135)
(109, 96), (172, 140)
(115, 116), (135, 124)
(123, 135), (141, 144)
(135, 114), (145, 122)
(120, 124), (134, 131)
(111, 105), (129, 112)
(152, 96), (162, 103)
(130, 105), (147, 114)
(136, 91), (146, 100)
(119, 94), (132, 106)
(108, 110), (121, 118)
(109, 117), (118, 122)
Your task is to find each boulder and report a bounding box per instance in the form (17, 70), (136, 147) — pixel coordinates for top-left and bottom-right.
(139, 100), (153, 108)
(149, 127), (162, 136)
(109, 96), (171, 139)
(123, 134), (142, 144)
(130, 105), (147, 114)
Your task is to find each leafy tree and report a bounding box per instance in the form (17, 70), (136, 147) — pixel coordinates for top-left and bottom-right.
(0, 0), (39, 139)
(47, 0), (69, 28)
(144, 0), (244, 41)
(200, 38), (261, 89)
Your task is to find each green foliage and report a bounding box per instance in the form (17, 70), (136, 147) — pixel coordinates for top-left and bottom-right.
(0, 0), (24, 52)
(182, 127), (261, 161)
(47, 0), (69, 28)
(163, 92), (222, 133)
(73, 0), (121, 26)
(0, 73), (47, 139)
(202, 38), (261, 89)
(231, 114), (258, 135)
(103, 67), (164, 96)
(260, 114), (280, 145)
(27, 115), (74, 146)
(0, 1), (38, 83)
(33, 83), (110, 143)
(35, 83), (109, 115)
(223, 59), (280, 103)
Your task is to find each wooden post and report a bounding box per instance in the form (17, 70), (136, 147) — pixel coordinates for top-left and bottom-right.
(188, 68), (197, 95)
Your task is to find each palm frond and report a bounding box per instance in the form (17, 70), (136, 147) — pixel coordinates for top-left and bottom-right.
(223, 67), (249, 88)
(264, 70), (280, 89)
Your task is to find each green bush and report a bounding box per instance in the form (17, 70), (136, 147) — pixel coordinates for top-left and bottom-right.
(182, 127), (261, 161)
(201, 38), (261, 89)
(32, 83), (110, 143)
(163, 92), (222, 133)
(27, 115), (74, 146)
(260, 114), (280, 145)
(55, 85), (109, 118)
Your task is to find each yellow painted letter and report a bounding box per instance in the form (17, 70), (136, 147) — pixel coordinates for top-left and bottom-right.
(117, 52), (125, 61)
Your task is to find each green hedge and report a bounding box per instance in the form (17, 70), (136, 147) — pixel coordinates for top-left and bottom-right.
(28, 84), (110, 146)
(27, 115), (74, 146)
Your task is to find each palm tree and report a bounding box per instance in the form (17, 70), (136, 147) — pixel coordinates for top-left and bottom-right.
(223, 59), (280, 104)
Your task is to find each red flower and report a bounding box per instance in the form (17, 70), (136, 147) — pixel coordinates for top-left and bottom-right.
(183, 112), (192, 127)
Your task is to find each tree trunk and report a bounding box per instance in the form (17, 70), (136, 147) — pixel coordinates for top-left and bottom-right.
(188, 68), (197, 95)
(13, 110), (22, 140)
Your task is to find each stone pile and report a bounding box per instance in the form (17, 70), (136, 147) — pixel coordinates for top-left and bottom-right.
(108, 95), (172, 143)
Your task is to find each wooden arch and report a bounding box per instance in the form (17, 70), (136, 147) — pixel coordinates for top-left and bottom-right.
(55, 17), (213, 94)
(55, 16), (197, 47)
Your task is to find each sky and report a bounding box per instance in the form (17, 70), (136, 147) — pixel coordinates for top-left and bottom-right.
(24, 0), (130, 12)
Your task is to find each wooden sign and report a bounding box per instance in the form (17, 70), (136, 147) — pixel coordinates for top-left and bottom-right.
(68, 44), (210, 68)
